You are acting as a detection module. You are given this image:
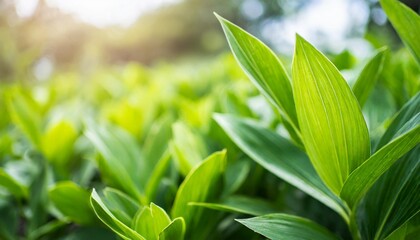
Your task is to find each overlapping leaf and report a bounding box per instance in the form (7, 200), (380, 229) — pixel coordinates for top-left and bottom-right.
(215, 114), (349, 221)
(292, 35), (370, 194)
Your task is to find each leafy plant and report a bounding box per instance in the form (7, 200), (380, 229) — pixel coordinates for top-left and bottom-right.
(213, 0), (419, 239)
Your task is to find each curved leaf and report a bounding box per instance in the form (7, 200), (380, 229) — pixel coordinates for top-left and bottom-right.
(132, 203), (171, 240)
(237, 213), (339, 240)
(380, 0), (420, 65)
(159, 218), (185, 240)
(214, 114), (349, 221)
(292, 35), (370, 194)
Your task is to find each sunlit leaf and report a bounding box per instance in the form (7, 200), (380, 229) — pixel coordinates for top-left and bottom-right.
(237, 213), (338, 240)
(352, 48), (387, 107)
(215, 114), (349, 221)
(292, 35), (370, 194)
(215, 14), (299, 134)
(102, 188), (141, 226)
(158, 217), (185, 240)
(171, 150), (226, 238)
(90, 189), (145, 240)
(132, 203), (171, 240)
(380, 0), (420, 64)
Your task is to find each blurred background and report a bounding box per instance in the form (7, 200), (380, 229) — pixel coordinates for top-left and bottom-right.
(1, 0), (419, 83)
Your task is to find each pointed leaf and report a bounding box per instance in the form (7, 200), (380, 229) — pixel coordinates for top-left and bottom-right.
(215, 14), (298, 131)
(352, 48), (387, 107)
(102, 188), (141, 226)
(0, 168), (28, 199)
(90, 189), (144, 240)
(215, 114), (348, 221)
(132, 203), (171, 240)
(341, 114), (420, 207)
(292, 35), (370, 194)
(237, 214), (338, 240)
(380, 0), (420, 64)
(190, 195), (279, 216)
(159, 218), (185, 240)
(171, 150), (226, 237)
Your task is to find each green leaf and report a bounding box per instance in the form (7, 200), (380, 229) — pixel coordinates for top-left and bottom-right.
(223, 160), (251, 196)
(215, 14), (299, 132)
(90, 189), (145, 240)
(170, 122), (207, 176)
(237, 213), (338, 240)
(352, 48), (388, 107)
(41, 120), (78, 166)
(380, 0), (420, 65)
(292, 35), (370, 194)
(171, 150), (226, 237)
(102, 188), (141, 226)
(190, 195), (279, 216)
(214, 114), (349, 221)
(132, 203), (171, 240)
(85, 123), (145, 202)
(145, 152), (172, 202)
(341, 114), (420, 207)
(357, 146), (419, 240)
(48, 181), (96, 225)
(376, 93), (420, 150)
(0, 168), (28, 199)
(159, 218), (186, 240)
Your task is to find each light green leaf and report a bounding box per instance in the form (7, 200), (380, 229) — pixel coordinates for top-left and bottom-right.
(145, 152), (172, 202)
(215, 14), (299, 133)
(85, 123), (145, 202)
(352, 48), (388, 107)
(90, 189), (145, 240)
(237, 213), (338, 240)
(215, 114), (349, 221)
(170, 122), (207, 176)
(0, 168), (28, 199)
(190, 195), (279, 216)
(41, 120), (78, 165)
(159, 218), (185, 240)
(292, 35), (370, 194)
(380, 0), (420, 64)
(341, 114), (420, 207)
(171, 150), (226, 238)
(48, 181), (96, 225)
(132, 203), (171, 240)
(102, 188), (141, 226)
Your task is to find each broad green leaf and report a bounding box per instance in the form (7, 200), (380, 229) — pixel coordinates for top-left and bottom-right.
(292, 35), (370, 194)
(352, 48), (387, 107)
(48, 181), (96, 225)
(357, 146), (419, 240)
(85, 123), (145, 202)
(90, 189), (145, 240)
(380, 0), (420, 64)
(190, 195), (279, 216)
(0, 168), (28, 199)
(237, 213), (338, 240)
(132, 203), (171, 240)
(159, 218), (185, 240)
(170, 122), (207, 176)
(102, 188), (141, 226)
(341, 114), (420, 207)
(215, 14), (299, 132)
(41, 120), (78, 166)
(171, 150), (226, 238)
(215, 114), (349, 221)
